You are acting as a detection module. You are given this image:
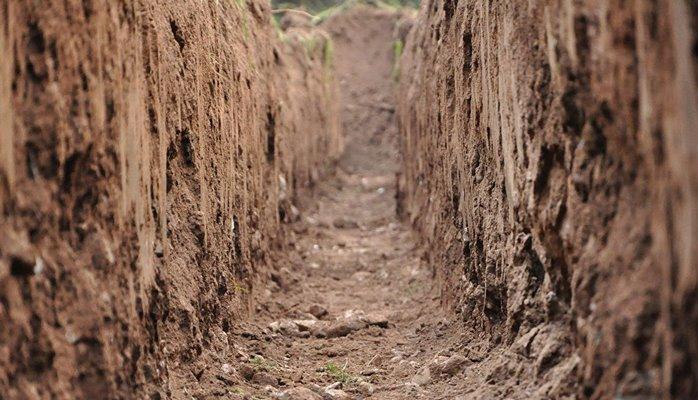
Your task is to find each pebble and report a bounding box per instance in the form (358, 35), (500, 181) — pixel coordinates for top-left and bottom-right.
(411, 365), (431, 386)
(274, 387), (322, 400)
(239, 364), (255, 380)
(269, 320), (305, 337)
(221, 363), (233, 374)
(323, 388), (352, 400)
(252, 371), (278, 387)
(363, 312), (389, 328)
(360, 368), (381, 376)
(438, 354), (468, 375)
(357, 380), (375, 395)
(308, 304), (328, 318)
(325, 318), (367, 338)
(294, 319), (318, 331)
(332, 217), (359, 229)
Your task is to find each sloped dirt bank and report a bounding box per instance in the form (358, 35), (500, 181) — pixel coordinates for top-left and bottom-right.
(397, 1), (697, 398)
(0, 1), (340, 398)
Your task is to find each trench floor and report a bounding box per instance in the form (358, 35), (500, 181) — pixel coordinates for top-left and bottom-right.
(174, 164), (508, 399)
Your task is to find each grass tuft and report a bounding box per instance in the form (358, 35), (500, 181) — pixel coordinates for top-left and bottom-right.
(321, 362), (359, 384)
(323, 37), (334, 68)
(392, 39), (404, 81)
(250, 355), (279, 371)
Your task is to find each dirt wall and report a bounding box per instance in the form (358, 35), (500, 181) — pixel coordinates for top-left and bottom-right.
(0, 1), (340, 398)
(397, 1), (697, 398)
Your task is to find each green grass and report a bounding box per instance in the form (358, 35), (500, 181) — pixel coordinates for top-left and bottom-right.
(392, 39), (404, 81)
(250, 355), (279, 371)
(270, 15), (287, 42)
(309, 0), (417, 25)
(301, 35), (318, 58)
(230, 279), (248, 294)
(323, 37), (334, 68)
(321, 362), (359, 384)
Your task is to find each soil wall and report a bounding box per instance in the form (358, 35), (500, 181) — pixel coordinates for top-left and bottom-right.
(397, 1), (697, 398)
(0, 1), (340, 398)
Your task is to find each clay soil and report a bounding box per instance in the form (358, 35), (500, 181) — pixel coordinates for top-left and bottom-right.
(178, 7), (574, 400)
(2, 2), (696, 399)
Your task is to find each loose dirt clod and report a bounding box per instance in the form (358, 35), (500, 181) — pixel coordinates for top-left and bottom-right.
(275, 387), (323, 400)
(308, 304), (329, 319)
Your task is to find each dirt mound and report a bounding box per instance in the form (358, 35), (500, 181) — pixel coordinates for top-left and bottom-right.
(0, 1), (339, 398)
(397, 1), (697, 398)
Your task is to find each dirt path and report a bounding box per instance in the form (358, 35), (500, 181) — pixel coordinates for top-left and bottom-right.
(223, 168), (454, 399)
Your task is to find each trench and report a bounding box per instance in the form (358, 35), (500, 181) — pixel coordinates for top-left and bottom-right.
(1, 1), (697, 400)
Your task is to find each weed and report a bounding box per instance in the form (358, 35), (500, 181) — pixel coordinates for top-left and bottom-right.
(323, 37), (334, 68)
(393, 39), (404, 60)
(392, 39), (403, 81)
(270, 16), (287, 42)
(250, 355), (279, 371)
(309, 0), (418, 25)
(301, 35), (318, 59)
(230, 279), (248, 294)
(320, 362), (359, 384)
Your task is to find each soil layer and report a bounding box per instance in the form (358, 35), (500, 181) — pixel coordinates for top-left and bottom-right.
(397, 1), (697, 398)
(0, 1), (340, 398)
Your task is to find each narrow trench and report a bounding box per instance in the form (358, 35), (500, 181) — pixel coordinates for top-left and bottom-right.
(3, 2), (695, 400)
(199, 9), (461, 400)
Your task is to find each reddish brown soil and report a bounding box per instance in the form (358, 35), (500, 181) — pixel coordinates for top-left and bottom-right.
(180, 7), (575, 400)
(1, 2), (696, 400)
(0, 1), (339, 398)
(398, 1), (698, 399)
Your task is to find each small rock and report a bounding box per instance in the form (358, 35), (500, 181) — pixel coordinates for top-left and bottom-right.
(351, 271), (371, 282)
(290, 205), (301, 220)
(271, 268), (293, 290)
(296, 330), (311, 338)
(332, 218), (359, 229)
(323, 388), (352, 400)
(295, 311), (319, 321)
(363, 312), (389, 328)
(438, 354), (468, 376)
(326, 318), (367, 338)
(276, 387), (322, 400)
(33, 257), (45, 275)
(360, 368), (381, 376)
(411, 366), (431, 386)
(239, 364), (255, 380)
(311, 323), (329, 338)
(294, 319), (318, 331)
(221, 363), (233, 374)
(252, 371), (278, 387)
(357, 380), (375, 395)
(512, 326), (540, 357)
(308, 383), (324, 394)
(269, 320), (303, 337)
(154, 241), (164, 257)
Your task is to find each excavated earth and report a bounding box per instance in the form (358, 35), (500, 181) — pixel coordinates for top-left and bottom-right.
(1, 1), (697, 400)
